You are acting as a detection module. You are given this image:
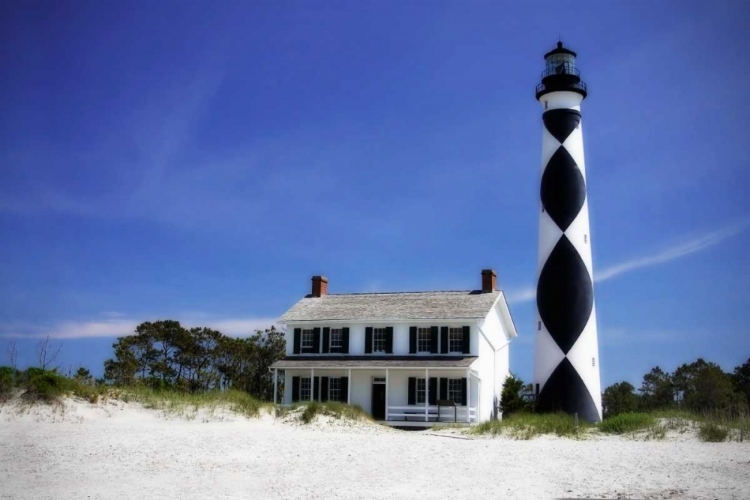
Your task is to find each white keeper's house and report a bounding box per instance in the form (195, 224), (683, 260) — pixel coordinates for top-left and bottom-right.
(271, 269), (518, 426)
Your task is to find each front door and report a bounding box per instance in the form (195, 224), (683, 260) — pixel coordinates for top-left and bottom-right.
(371, 383), (386, 420)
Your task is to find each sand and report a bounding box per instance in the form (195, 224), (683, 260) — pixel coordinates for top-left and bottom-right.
(1, 398), (748, 500)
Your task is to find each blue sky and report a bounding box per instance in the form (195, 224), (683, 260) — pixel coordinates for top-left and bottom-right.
(1, 1), (748, 388)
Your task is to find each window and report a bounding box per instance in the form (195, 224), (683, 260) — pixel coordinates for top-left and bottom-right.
(300, 377), (311, 401)
(373, 328), (386, 352)
(416, 378), (426, 404)
(538, 321), (541, 331)
(417, 328), (431, 352)
(448, 327), (464, 353)
(592, 357), (596, 367)
(448, 379), (462, 404)
(330, 328), (342, 351)
(584, 234), (588, 244)
(301, 329), (313, 351)
(329, 378), (340, 402)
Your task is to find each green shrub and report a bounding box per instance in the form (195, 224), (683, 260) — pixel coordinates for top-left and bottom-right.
(23, 370), (72, 402)
(599, 412), (655, 434)
(699, 421), (729, 442)
(301, 400), (322, 423)
(0, 366), (16, 401)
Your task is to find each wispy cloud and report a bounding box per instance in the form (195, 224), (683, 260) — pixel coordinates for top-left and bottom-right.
(595, 219), (749, 283)
(0, 316), (280, 340)
(508, 219), (749, 304)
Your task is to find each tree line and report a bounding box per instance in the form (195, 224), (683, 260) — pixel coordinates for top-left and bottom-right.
(500, 357), (750, 419)
(103, 320), (286, 400)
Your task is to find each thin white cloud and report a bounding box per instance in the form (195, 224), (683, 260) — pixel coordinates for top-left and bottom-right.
(595, 219), (749, 283)
(0, 316), (280, 340)
(508, 219), (749, 304)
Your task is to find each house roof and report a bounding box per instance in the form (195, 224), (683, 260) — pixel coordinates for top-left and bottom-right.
(270, 355), (478, 369)
(277, 290), (502, 323)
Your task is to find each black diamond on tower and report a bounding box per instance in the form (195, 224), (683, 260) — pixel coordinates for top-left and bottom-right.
(536, 235), (593, 354)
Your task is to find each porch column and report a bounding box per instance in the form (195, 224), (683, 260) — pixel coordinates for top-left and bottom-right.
(311, 368), (315, 402)
(347, 368), (351, 405)
(425, 368), (429, 422)
(385, 368), (389, 421)
(466, 368), (471, 423)
(273, 369), (278, 405)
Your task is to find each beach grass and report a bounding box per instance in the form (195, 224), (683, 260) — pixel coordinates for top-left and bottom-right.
(471, 412), (589, 440)
(297, 400), (370, 424)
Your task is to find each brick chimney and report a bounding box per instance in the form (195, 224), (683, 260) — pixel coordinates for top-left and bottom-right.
(481, 269), (496, 293)
(311, 275), (328, 297)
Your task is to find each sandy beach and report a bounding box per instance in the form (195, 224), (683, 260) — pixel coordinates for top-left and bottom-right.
(1, 398), (748, 500)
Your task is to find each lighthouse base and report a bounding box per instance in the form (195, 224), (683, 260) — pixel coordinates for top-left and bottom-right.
(536, 358), (600, 423)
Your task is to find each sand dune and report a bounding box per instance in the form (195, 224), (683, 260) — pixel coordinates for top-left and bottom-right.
(1, 398), (748, 500)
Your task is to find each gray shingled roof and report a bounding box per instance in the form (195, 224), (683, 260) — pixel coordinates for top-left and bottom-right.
(277, 290), (501, 322)
(271, 356), (477, 369)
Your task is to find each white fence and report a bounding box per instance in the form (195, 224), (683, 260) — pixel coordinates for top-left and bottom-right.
(386, 405), (477, 423)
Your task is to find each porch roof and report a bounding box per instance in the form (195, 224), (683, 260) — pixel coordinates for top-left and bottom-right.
(271, 355), (477, 369)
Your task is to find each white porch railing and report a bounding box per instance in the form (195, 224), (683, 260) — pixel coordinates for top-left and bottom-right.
(386, 405), (477, 423)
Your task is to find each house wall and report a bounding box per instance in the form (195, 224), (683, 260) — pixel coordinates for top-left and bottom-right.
(282, 368), (478, 417)
(477, 301), (514, 420)
(284, 321), (478, 356)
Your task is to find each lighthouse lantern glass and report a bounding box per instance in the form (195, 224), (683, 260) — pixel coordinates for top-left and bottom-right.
(545, 53), (576, 75)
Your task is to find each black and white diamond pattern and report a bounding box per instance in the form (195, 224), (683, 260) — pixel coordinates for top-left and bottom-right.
(536, 108), (600, 422)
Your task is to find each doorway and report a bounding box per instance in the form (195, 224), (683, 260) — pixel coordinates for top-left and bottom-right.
(371, 380), (386, 420)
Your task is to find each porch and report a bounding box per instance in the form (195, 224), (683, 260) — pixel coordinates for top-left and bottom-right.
(270, 356), (481, 425)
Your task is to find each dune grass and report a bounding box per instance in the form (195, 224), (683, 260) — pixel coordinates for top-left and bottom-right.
(599, 412), (656, 435)
(297, 400), (370, 424)
(471, 412), (589, 440)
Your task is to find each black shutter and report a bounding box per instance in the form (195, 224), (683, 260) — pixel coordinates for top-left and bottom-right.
(430, 326), (439, 353)
(385, 327), (393, 354)
(321, 377), (329, 402)
(312, 328), (321, 353)
(340, 377), (348, 403)
(440, 326), (449, 354)
(322, 327), (330, 354)
(342, 328), (350, 353)
(293, 329), (301, 354)
(461, 377), (467, 405)
(409, 327), (417, 354)
(365, 327), (373, 354)
(292, 376), (300, 402)
(440, 378), (448, 400)
(408, 377), (416, 405)
(462, 326), (471, 354)
(429, 378), (437, 405)
(313, 376), (320, 401)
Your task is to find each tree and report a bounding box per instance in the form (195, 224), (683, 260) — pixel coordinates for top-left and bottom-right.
(639, 366), (674, 410)
(673, 358), (735, 411)
(500, 373), (533, 417)
(602, 381), (639, 418)
(732, 358), (750, 407)
(101, 320), (286, 399)
(36, 335), (62, 371)
(74, 367), (94, 385)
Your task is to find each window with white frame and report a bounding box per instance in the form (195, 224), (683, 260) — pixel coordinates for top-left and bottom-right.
(416, 378), (426, 404)
(301, 329), (314, 351)
(448, 379), (462, 404)
(300, 377), (311, 401)
(329, 378), (340, 402)
(373, 328), (386, 352)
(417, 328), (431, 352)
(330, 328), (343, 351)
(448, 327), (464, 353)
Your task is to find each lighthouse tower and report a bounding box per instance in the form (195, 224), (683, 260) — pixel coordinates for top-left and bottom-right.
(533, 42), (602, 422)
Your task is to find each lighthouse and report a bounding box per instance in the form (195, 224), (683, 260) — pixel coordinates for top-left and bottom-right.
(533, 42), (602, 422)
